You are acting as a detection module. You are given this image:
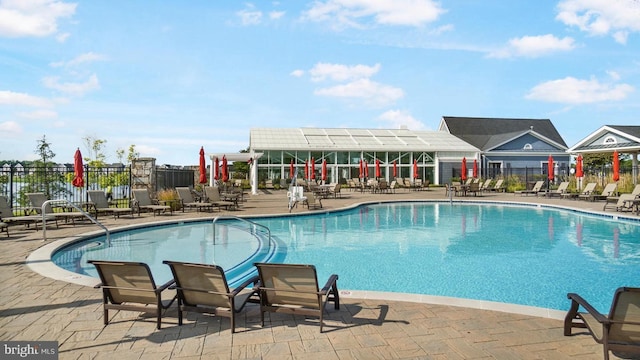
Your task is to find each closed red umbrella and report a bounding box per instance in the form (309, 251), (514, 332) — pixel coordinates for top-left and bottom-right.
(575, 154), (583, 178)
(359, 159), (363, 179)
(321, 160), (327, 181)
(364, 160), (369, 178)
(472, 159), (478, 178)
(198, 147), (207, 185)
(413, 159), (418, 179)
(72, 148), (84, 187)
(461, 157), (467, 181)
(311, 157), (315, 180)
(221, 155), (228, 182)
(547, 155), (554, 181)
(290, 159), (294, 179)
(214, 157), (219, 180)
(375, 159), (381, 178)
(393, 160), (397, 178)
(304, 160), (309, 180)
(612, 150), (620, 181)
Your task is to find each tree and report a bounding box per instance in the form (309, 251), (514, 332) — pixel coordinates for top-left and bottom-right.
(35, 135), (55, 166)
(25, 135), (69, 201)
(115, 148), (125, 164)
(583, 153), (611, 168)
(127, 144), (140, 164)
(83, 136), (107, 166)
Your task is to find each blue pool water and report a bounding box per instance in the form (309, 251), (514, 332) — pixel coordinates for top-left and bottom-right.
(52, 202), (640, 313)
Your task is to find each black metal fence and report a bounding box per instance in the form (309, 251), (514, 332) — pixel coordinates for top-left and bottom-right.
(1, 164), (198, 213)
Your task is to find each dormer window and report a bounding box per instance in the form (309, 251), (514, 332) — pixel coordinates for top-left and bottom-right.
(523, 143), (533, 150)
(604, 136), (617, 145)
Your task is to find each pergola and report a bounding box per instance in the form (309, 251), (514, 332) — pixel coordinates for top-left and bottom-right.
(208, 153), (264, 195)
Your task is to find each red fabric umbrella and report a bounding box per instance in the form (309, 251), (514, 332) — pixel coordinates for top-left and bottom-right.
(612, 150), (620, 181)
(213, 157), (219, 180)
(359, 159), (363, 179)
(290, 159), (294, 179)
(575, 154), (583, 178)
(461, 157), (467, 181)
(72, 148), (84, 187)
(198, 147), (207, 184)
(547, 155), (554, 181)
(221, 155), (228, 182)
(472, 159), (478, 178)
(304, 160), (309, 179)
(393, 160), (397, 178)
(321, 160), (327, 181)
(413, 159), (418, 179)
(375, 159), (381, 178)
(364, 160), (369, 178)
(311, 157), (316, 179)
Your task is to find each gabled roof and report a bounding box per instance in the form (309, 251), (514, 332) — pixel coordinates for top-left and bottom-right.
(249, 127), (480, 153)
(439, 116), (568, 151)
(568, 125), (640, 153)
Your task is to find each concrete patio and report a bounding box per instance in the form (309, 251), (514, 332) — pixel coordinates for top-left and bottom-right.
(1, 187), (635, 359)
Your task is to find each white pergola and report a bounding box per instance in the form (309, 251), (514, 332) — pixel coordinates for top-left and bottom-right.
(208, 152), (263, 195)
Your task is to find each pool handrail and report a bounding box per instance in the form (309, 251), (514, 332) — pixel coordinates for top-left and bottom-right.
(212, 215), (271, 245)
(42, 199), (110, 243)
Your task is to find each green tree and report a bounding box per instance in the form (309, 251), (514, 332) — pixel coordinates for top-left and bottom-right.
(24, 135), (69, 201)
(83, 136), (108, 166)
(127, 144), (140, 164)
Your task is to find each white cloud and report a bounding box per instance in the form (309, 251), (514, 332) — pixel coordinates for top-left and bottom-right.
(525, 76), (634, 104)
(302, 0), (446, 29)
(50, 52), (107, 68)
(42, 73), (100, 96)
(237, 4), (262, 25)
(290, 69), (305, 77)
(17, 109), (57, 119)
(314, 78), (404, 106)
(488, 34), (576, 58)
(269, 11), (285, 20)
(0, 121), (22, 134)
(0, 0), (76, 38)
(377, 110), (426, 130)
(556, 0), (640, 44)
(0, 90), (53, 107)
(309, 63), (381, 82)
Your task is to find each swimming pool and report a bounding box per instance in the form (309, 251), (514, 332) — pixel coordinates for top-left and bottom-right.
(50, 201), (640, 314)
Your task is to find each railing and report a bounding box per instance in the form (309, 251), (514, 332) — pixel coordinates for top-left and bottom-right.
(211, 215), (271, 246)
(41, 199), (110, 243)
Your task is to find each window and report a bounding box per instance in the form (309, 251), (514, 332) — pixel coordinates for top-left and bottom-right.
(604, 136), (617, 145)
(523, 143), (532, 150)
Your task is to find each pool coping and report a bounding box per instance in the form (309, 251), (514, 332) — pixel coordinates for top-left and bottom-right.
(26, 198), (637, 321)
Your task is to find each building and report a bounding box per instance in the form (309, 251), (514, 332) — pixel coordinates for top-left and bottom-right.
(439, 116), (570, 179)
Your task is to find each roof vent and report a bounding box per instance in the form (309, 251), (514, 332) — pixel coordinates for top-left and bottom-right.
(530, 126), (534, 130)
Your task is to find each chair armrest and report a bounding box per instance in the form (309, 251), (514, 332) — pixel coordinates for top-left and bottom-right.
(320, 274), (339, 294)
(567, 293), (609, 324)
(230, 275), (260, 296)
(157, 279), (176, 292)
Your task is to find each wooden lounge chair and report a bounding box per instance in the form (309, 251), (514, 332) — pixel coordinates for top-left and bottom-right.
(254, 262), (339, 332)
(88, 260), (176, 329)
(87, 190), (134, 219)
(163, 260), (260, 333)
(571, 182), (597, 200)
(175, 187), (214, 212)
(132, 189), (172, 216)
(546, 181), (569, 197)
(514, 180), (544, 196)
(564, 287), (640, 360)
(589, 183), (618, 202)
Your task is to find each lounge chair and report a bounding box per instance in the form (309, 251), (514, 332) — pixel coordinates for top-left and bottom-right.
(88, 260), (176, 329)
(567, 182), (596, 200)
(0, 221), (8, 237)
(204, 186), (236, 210)
(564, 287), (640, 360)
(254, 262), (340, 332)
(611, 194), (639, 213)
(583, 183), (617, 202)
(467, 181), (482, 196)
(604, 185), (640, 211)
(163, 260), (260, 333)
(328, 183), (342, 198)
(514, 181), (544, 196)
(175, 187), (214, 212)
(546, 181), (569, 197)
(131, 189), (172, 216)
(303, 190), (322, 210)
(0, 195), (51, 231)
(480, 179), (492, 192)
(87, 190), (134, 219)
(26, 192), (83, 225)
(490, 179), (505, 192)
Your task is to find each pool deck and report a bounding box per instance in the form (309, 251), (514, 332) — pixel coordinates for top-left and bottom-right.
(1, 187), (635, 359)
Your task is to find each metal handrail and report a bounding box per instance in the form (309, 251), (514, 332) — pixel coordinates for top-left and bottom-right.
(42, 199), (110, 243)
(212, 215), (271, 245)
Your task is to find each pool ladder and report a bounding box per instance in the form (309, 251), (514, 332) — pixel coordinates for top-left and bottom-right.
(41, 199), (110, 243)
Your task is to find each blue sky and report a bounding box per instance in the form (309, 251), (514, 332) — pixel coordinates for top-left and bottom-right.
(1, 0), (639, 165)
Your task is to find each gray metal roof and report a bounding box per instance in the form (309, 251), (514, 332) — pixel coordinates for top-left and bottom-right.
(568, 125), (640, 153)
(440, 116), (568, 150)
(249, 127), (480, 152)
